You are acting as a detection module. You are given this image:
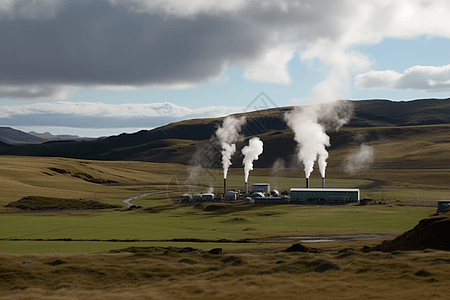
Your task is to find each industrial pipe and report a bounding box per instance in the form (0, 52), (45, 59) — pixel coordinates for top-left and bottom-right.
(322, 177), (325, 189)
(224, 178), (227, 195)
(306, 178), (309, 188)
(245, 181), (248, 194)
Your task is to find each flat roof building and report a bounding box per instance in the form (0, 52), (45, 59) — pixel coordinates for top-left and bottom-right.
(290, 188), (360, 204)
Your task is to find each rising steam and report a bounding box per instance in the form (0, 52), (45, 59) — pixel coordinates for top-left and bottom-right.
(344, 143), (374, 174)
(284, 101), (353, 179)
(242, 137), (264, 182)
(215, 116), (246, 179)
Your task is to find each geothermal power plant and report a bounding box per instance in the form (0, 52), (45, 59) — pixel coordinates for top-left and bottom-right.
(181, 115), (360, 205)
(182, 175), (360, 205)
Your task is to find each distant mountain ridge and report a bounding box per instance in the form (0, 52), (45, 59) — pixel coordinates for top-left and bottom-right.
(0, 127), (45, 144)
(0, 128), (97, 145)
(1, 98), (450, 167)
(27, 131), (96, 142)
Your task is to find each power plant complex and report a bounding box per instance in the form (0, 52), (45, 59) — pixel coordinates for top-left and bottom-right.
(181, 115), (360, 205)
(181, 180), (360, 205)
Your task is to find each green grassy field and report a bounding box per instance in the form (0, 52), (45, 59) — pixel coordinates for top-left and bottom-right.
(0, 204), (435, 253)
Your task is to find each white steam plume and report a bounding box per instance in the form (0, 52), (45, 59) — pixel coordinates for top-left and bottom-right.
(285, 101), (353, 179)
(242, 137), (264, 182)
(215, 116), (246, 179)
(344, 143), (374, 174)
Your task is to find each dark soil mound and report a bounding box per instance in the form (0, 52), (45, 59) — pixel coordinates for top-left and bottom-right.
(45, 259), (67, 266)
(6, 196), (121, 210)
(110, 246), (198, 254)
(222, 256), (245, 266)
(282, 243), (321, 253)
(203, 205), (224, 212)
(370, 215), (450, 252)
(314, 261), (340, 273)
(208, 248), (223, 255)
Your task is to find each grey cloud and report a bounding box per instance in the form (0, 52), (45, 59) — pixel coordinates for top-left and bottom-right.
(0, 0), (64, 20)
(0, 0), (354, 91)
(0, 0), (267, 86)
(0, 84), (76, 99)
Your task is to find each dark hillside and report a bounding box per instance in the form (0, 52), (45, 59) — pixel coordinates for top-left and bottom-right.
(1, 98), (450, 165)
(0, 140), (13, 150)
(349, 98), (450, 127)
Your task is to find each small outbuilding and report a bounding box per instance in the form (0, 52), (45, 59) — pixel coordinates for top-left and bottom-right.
(224, 191), (238, 201)
(252, 183), (270, 196)
(201, 193), (214, 202)
(181, 193), (192, 203)
(438, 200), (450, 213)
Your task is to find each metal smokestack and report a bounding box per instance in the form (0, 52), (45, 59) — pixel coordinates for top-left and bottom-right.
(322, 177), (325, 189)
(245, 182), (248, 194)
(224, 178), (227, 194)
(306, 178), (309, 188)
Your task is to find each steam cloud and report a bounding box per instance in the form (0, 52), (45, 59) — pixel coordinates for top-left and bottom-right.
(344, 144), (374, 174)
(285, 101), (353, 179)
(271, 158), (286, 176)
(215, 116), (246, 179)
(242, 137), (264, 182)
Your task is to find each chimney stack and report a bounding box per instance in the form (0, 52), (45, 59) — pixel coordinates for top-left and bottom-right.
(322, 177), (325, 189)
(245, 182), (248, 194)
(306, 178), (309, 188)
(224, 178), (227, 195)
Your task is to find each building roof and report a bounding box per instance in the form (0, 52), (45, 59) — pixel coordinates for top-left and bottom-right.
(290, 188), (360, 192)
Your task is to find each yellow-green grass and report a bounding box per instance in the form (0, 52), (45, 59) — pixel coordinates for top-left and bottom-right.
(327, 125), (450, 189)
(0, 156), (188, 207)
(0, 204), (434, 253)
(0, 246), (450, 299)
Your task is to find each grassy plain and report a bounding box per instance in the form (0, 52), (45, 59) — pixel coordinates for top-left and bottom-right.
(0, 204), (435, 253)
(0, 155), (444, 254)
(0, 152), (449, 299)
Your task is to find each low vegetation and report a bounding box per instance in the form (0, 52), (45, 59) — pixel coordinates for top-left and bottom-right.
(1, 243), (450, 300)
(5, 196), (121, 211)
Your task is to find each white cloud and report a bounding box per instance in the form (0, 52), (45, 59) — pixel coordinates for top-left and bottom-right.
(355, 64), (450, 91)
(0, 101), (245, 119)
(243, 44), (295, 84)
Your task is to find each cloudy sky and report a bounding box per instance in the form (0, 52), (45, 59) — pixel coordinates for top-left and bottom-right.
(1, 0), (450, 137)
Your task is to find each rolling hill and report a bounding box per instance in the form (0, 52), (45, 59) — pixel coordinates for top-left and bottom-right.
(1, 98), (450, 169)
